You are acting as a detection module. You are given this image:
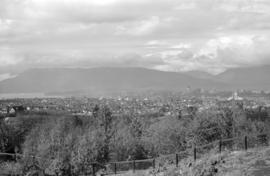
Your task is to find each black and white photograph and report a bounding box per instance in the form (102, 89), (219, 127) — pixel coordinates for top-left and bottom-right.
(1, 0), (270, 175)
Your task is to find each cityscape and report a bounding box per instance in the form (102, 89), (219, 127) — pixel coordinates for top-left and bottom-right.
(1, 0), (270, 176)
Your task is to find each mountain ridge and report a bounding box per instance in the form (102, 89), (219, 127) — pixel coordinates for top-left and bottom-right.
(0, 66), (269, 94)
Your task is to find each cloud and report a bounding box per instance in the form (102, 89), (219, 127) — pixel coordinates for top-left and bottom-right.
(115, 16), (161, 36)
(197, 35), (270, 66)
(144, 34), (270, 74)
(0, 73), (16, 81)
(0, 48), (24, 67)
(0, 0), (270, 74)
(175, 1), (197, 10)
(145, 40), (168, 47)
(170, 43), (191, 49)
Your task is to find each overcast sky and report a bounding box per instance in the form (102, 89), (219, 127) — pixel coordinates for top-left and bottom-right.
(1, 0), (270, 79)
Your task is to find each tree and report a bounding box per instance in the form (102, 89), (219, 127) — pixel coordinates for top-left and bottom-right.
(94, 105), (114, 163)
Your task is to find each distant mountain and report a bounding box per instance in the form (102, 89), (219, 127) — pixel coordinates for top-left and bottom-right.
(215, 65), (270, 90)
(0, 67), (225, 94)
(183, 70), (214, 79)
(0, 66), (269, 95)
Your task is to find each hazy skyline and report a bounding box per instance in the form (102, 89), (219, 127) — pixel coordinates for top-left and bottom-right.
(1, 0), (270, 79)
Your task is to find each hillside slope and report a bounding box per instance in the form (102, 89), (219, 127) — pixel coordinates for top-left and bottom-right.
(115, 146), (270, 176)
(215, 65), (270, 90)
(0, 66), (270, 94)
(0, 67), (225, 94)
(173, 146), (270, 176)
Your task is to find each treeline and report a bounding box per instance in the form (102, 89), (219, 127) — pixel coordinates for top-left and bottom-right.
(0, 104), (270, 175)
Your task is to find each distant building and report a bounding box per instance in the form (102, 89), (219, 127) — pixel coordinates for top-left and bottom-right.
(227, 91), (243, 101)
(7, 105), (26, 116)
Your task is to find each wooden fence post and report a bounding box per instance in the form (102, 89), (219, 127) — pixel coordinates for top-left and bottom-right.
(176, 153), (179, 167)
(92, 163), (96, 176)
(133, 160), (136, 173)
(244, 136), (248, 150)
(152, 159), (155, 169)
(31, 155), (35, 167)
(219, 139), (222, 153)
(81, 164), (85, 175)
(114, 162), (117, 175)
(193, 145), (197, 161)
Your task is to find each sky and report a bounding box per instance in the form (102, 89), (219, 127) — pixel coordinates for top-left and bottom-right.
(0, 0), (270, 80)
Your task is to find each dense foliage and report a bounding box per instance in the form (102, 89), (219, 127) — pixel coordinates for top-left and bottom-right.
(0, 103), (269, 175)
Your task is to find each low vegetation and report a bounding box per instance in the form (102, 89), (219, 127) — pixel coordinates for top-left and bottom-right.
(0, 103), (269, 175)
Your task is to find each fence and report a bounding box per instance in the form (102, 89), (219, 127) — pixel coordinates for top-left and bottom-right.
(0, 132), (269, 176)
(92, 132), (269, 175)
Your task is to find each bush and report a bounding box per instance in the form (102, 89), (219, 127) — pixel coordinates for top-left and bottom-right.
(143, 116), (187, 156)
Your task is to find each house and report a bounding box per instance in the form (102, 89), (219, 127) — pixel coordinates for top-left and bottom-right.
(7, 105), (26, 116)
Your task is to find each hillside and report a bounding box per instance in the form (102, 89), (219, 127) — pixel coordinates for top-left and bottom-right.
(173, 146), (270, 176)
(0, 67), (225, 94)
(215, 65), (270, 90)
(0, 66), (269, 95)
(113, 146), (270, 176)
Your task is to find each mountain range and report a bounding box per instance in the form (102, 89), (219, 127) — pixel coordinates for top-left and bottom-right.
(0, 66), (269, 95)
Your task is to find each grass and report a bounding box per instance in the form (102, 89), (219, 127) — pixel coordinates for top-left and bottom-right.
(105, 146), (270, 176)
